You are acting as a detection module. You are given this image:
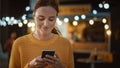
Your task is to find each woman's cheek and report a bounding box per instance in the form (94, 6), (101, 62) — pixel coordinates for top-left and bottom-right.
(35, 23), (41, 29)
(50, 21), (55, 26)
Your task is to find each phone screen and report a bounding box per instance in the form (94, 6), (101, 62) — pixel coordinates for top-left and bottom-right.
(41, 50), (55, 58)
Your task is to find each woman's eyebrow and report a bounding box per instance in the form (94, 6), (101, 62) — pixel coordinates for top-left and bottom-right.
(50, 16), (56, 18)
(37, 15), (56, 18)
(38, 15), (44, 17)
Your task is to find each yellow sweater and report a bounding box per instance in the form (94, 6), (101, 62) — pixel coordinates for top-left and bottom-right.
(9, 33), (74, 68)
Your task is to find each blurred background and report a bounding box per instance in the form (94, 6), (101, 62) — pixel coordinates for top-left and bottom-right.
(0, 0), (120, 68)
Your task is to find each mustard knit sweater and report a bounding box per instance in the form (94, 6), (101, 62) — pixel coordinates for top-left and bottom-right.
(9, 33), (74, 68)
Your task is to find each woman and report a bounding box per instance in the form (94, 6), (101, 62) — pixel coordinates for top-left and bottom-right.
(9, 0), (74, 68)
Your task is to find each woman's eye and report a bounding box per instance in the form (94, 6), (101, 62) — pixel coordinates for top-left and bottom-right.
(38, 19), (44, 21)
(49, 18), (54, 21)
(38, 18), (44, 21)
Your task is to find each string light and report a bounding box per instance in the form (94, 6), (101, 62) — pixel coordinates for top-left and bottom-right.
(81, 14), (86, 20)
(89, 19), (94, 25)
(92, 10), (98, 15)
(104, 24), (109, 30)
(98, 0), (110, 9)
(72, 21), (78, 26)
(74, 16), (79, 21)
(25, 6), (30, 11)
(104, 3), (110, 9)
(98, 3), (103, 8)
(64, 18), (69, 23)
(106, 29), (111, 36)
(102, 18), (107, 24)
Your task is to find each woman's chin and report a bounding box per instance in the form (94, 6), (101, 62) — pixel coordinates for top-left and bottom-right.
(40, 30), (51, 35)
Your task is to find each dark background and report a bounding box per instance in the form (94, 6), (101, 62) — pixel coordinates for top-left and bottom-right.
(0, 0), (120, 67)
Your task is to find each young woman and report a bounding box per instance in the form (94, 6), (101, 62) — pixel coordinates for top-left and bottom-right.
(9, 0), (74, 68)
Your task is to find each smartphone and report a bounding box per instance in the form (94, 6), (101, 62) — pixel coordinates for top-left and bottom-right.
(41, 50), (55, 58)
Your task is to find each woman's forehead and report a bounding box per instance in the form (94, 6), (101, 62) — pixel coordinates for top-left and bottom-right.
(35, 6), (57, 16)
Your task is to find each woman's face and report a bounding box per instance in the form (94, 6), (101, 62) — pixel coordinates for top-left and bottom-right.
(34, 6), (57, 35)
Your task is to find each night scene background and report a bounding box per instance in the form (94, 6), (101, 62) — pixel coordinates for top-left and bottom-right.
(0, 0), (120, 68)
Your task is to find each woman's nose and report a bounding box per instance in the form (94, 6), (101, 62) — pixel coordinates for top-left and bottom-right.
(44, 20), (49, 26)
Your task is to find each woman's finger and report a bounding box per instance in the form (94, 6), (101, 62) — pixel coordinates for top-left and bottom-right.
(43, 57), (55, 64)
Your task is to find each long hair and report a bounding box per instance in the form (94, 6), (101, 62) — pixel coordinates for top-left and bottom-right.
(51, 27), (62, 36)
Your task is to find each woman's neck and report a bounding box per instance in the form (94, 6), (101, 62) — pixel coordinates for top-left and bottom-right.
(33, 31), (53, 41)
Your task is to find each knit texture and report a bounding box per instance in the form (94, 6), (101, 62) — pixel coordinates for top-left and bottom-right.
(9, 33), (74, 68)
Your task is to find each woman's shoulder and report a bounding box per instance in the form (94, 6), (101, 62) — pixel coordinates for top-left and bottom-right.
(55, 35), (73, 49)
(55, 34), (70, 43)
(14, 33), (32, 43)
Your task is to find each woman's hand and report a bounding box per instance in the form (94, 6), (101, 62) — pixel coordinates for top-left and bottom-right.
(28, 54), (65, 68)
(28, 56), (48, 68)
(43, 54), (65, 68)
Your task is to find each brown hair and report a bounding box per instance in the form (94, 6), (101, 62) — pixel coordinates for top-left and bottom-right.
(33, 0), (61, 35)
(33, 0), (59, 16)
(52, 27), (62, 36)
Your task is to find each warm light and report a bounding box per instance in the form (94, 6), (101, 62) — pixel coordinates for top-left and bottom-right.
(89, 19), (94, 25)
(27, 22), (32, 27)
(57, 18), (60, 22)
(106, 29), (111, 36)
(57, 18), (62, 25)
(72, 21), (78, 26)
(104, 24), (109, 30)
(18, 22), (23, 27)
(31, 27), (35, 32)
(57, 20), (62, 25)
(102, 18), (107, 24)
(23, 20), (28, 24)
(31, 22), (35, 27)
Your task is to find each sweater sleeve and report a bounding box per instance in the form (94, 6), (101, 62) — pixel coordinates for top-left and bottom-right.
(68, 45), (74, 68)
(24, 63), (29, 68)
(67, 43), (75, 68)
(9, 40), (21, 68)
